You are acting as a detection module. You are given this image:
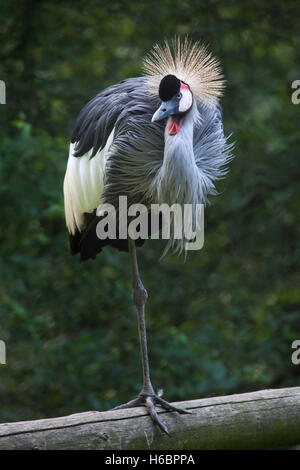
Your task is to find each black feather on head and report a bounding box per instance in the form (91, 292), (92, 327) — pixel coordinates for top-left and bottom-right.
(159, 74), (180, 101)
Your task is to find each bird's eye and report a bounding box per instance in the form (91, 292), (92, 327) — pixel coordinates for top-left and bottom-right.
(176, 92), (182, 100)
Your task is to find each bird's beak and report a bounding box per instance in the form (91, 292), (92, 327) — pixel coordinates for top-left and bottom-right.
(151, 98), (179, 123)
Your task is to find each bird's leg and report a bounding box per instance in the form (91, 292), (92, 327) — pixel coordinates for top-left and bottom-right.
(128, 236), (154, 397)
(112, 237), (191, 435)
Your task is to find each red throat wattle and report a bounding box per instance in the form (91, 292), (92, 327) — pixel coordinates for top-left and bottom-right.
(167, 81), (188, 135)
(168, 117), (184, 135)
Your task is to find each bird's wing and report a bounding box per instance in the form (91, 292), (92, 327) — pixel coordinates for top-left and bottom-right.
(193, 101), (233, 200)
(63, 77), (151, 236)
(63, 134), (114, 236)
(70, 77), (150, 158)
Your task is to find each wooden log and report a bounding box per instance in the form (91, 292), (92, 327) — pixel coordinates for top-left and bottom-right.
(1, 387), (300, 450)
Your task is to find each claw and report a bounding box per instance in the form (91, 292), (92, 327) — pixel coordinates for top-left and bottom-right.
(155, 396), (193, 414)
(112, 397), (144, 410)
(111, 392), (190, 435)
(146, 397), (170, 435)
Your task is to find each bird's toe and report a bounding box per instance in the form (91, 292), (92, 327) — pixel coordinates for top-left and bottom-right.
(111, 391), (191, 436)
(155, 396), (193, 414)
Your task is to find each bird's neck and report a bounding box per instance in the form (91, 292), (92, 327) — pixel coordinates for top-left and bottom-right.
(153, 101), (201, 207)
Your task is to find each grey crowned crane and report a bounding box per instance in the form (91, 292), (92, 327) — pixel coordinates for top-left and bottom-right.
(63, 38), (233, 434)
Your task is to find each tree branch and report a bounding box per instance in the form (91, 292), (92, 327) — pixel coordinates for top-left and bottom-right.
(1, 387), (300, 450)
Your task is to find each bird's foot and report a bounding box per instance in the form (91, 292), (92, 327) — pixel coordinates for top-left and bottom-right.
(112, 391), (191, 435)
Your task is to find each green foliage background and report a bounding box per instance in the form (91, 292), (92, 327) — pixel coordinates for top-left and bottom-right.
(0, 0), (299, 423)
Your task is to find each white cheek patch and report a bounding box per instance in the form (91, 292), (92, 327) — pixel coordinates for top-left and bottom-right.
(179, 88), (193, 113)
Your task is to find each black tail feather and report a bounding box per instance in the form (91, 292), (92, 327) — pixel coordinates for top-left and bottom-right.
(68, 210), (147, 262)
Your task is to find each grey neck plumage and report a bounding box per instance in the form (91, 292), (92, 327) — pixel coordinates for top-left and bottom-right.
(151, 100), (207, 254)
(152, 100), (204, 208)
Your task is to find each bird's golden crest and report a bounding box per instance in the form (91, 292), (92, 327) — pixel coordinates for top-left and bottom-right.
(143, 36), (225, 104)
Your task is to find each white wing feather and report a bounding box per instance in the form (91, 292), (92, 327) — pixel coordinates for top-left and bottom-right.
(63, 129), (115, 234)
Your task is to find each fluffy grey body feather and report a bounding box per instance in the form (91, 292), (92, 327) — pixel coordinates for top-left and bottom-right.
(68, 77), (233, 259)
